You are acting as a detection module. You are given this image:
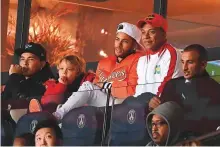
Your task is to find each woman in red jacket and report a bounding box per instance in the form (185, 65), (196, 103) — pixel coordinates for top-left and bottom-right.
(29, 55), (95, 113)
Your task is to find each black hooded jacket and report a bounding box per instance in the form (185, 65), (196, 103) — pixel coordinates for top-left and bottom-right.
(2, 63), (54, 100)
(146, 101), (184, 146)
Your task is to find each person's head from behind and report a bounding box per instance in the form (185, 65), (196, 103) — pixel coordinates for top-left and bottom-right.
(34, 120), (63, 146)
(182, 44), (208, 79)
(137, 13), (167, 51)
(57, 55), (86, 84)
(15, 42), (47, 78)
(147, 101), (184, 146)
(13, 133), (35, 146)
(115, 22), (142, 62)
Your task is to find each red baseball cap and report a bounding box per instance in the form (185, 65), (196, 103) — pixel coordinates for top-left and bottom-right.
(136, 13), (168, 32)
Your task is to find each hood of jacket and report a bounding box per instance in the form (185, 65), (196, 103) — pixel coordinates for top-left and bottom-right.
(146, 101), (184, 146)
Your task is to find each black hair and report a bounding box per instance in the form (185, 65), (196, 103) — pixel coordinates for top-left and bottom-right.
(33, 120), (63, 140)
(14, 133), (35, 146)
(184, 44), (208, 62)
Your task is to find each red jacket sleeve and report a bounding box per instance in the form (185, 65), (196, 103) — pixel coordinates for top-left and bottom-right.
(41, 80), (67, 105)
(157, 46), (177, 96)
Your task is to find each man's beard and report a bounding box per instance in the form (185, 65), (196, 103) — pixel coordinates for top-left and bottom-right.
(115, 48), (135, 59)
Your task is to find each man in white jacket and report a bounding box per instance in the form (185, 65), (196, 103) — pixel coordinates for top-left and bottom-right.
(134, 13), (183, 109)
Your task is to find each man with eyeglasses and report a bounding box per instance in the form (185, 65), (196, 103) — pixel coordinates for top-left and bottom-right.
(134, 14), (183, 107)
(146, 101), (184, 146)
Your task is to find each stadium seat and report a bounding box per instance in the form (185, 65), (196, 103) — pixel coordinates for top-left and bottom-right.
(10, 109), (28, 123)
(61, 106), (103, 146)
(15, 112), (57, 137)
(123, 92), (155, 105)
(107, 97), (151, 146)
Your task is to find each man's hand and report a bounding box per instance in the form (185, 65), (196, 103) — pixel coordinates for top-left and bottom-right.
(149, 96), (161, 111)
(58, 76), (68, 85)
(9, 64), (23, 75)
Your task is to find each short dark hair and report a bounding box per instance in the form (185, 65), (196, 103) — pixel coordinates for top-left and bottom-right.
(34, 120), (63, 140)
(183, 44), (208, 61)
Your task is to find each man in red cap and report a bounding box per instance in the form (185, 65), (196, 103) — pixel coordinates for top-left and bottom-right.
(134, 13), (183, 110)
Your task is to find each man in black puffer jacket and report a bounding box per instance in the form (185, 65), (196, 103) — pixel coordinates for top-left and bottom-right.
(2, 42), (54, 100)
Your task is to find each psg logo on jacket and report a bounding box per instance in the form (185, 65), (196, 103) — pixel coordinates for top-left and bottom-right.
(77, 114), (86, 128)
(30, 120), (38, 133)
(127, 109), (136, 124)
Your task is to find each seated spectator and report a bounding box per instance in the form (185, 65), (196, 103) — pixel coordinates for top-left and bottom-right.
(134, 13), (183, 98)
(34, 120), (63, 146)
(29, 55), (95, 113)
(13, 133), (34, 146)
(146, 101), (184, 146)
(153, 44), (220, 134)
(30, 22), (143, 120)
(2, 42), (54, 100)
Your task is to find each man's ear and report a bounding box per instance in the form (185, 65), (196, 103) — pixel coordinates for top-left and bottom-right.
(40, 61), (46, 69)
(162, 31), (166, 38)
(134, 43), (138, 51)
(159, 28), (166, 38)
(201, 60), (207, 70)
(132, 42), (139, 51)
